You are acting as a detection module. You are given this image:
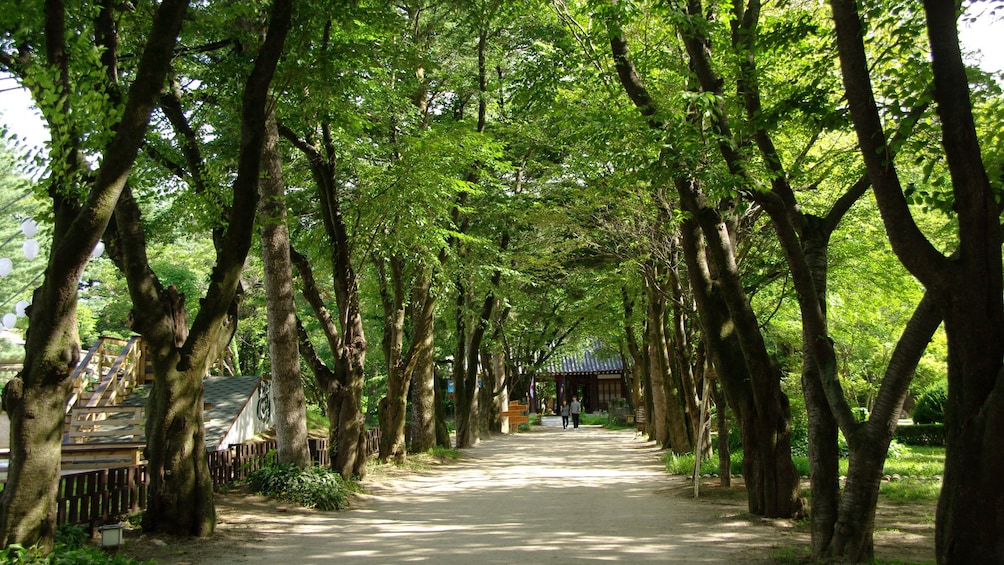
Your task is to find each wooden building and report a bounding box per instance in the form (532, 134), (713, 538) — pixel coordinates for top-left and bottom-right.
(535, 348), (627, 413)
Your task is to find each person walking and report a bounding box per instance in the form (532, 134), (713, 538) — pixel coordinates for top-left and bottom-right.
(570, 396), (582, 430)
(560, 400), (570, 429)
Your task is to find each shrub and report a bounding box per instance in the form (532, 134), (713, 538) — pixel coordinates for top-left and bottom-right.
(913, 381), (947, 424)
(246, 463), (355, 511)
(893, 423), (946, 446)
(54, 524), (88, 550)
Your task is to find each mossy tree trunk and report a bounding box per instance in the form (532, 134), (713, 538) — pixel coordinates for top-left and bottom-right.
(109, 0), (292, 535)
(0, 0), (189, 550)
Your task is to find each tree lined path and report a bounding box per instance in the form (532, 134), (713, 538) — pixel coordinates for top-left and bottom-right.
(135, 426), (790, 564)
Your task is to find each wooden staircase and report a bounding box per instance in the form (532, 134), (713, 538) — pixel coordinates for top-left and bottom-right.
(63, 337), (149, 447)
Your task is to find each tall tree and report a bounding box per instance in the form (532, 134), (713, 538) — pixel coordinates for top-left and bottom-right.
(259, 109), (310, 467)
(0, 0), (189, 549)
(108, 0), (292, 535)
(831, 1), (1004, 561)
(603, 6), (805, 518)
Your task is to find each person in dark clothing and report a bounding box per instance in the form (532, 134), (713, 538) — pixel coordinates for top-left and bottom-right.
(570, 396), (582, 429)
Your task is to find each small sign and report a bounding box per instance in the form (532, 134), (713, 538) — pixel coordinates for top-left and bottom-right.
(502, 401), (530, 429)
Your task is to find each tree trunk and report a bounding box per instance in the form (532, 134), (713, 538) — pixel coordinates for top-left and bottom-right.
(711, 379), (731, 487)
(0, 0), (189, 549)
(680, 218), (805, 518)
(143, 354), (216, 535)
(0, 349), (74, 550)
(378, 256), (408, 462)
(669, 259), (700, 446)
(821, 292), (938, 561)
(434, 368), (452, 448)
(408, 266), (437, 452)
(147, 0), (291, 532)
(642, 271), (670, 447)
(831, 3), (1004, 561)
(281, 125), (369, 480)
(645, 270), (691, 453)
(259, 110), (309, 467)
(607, 17), (803, 518)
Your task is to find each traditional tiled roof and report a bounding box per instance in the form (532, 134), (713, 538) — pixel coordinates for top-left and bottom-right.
(543, 347), (623, 375)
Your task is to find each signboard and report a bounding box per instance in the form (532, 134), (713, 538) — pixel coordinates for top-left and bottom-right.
(501, 401), (530, 430)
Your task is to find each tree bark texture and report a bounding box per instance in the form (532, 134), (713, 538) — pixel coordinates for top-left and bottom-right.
(378, 257), (409, 462)
(281, 127), (369, 479)
(831, 2), (1004, 561)
(0, 0), (189, 550)
(141, 0), (291, 534)
(259, 111), (310, 467)
(408, 266), (438, 452)
(644, 267), (691, 453)
(680, 218), (805, 518)
(642, 269), (670, 447)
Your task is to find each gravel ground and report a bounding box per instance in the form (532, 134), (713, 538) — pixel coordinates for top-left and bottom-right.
(120, 423), (810, 564)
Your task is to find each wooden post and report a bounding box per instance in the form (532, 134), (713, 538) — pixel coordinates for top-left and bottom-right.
(693, 373), (712, 498)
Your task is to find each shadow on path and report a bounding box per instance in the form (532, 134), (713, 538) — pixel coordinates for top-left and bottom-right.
(199, 426), (791, 564)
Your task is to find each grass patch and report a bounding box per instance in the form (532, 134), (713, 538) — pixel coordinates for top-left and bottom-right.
(881, 445), (944, 476)
(667, 444), (944, 495)
(306, 405), (330, 437)
(665, 450), (743, 476)
(767, 546), (813, 564)
(879, 479), (942, 503)
(427, 446), (460, 461)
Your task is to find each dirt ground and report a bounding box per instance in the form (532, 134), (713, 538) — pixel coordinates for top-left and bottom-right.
(115, 424), (935, 564)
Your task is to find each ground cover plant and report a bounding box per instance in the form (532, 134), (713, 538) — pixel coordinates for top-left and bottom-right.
(666, 444), (944, 504)
(245, 463), (357, 511)
(0, 525), (151, 565)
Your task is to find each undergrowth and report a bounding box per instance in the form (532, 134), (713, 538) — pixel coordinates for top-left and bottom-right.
(245, 463), (356, 511)
(0, 525), (150, 564)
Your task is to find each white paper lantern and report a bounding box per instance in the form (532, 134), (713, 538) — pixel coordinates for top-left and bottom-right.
(22, 239), (39, 260)
(20, 218), (37, 238)
(0, 258), (11, 278)
(91, 240), (105, 258)
(2, 313), (15, 329)
(15, 300), (29, 317)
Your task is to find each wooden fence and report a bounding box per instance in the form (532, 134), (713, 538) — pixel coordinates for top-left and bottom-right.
(57, 465), (148, 528)
(18, 428), (383, 528)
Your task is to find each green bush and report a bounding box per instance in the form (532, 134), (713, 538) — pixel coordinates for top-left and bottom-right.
(54, 525), (88, 550)
(893, 423), (946, 446)
(246, 463), (355, 511)
(913, 381), (947, 424)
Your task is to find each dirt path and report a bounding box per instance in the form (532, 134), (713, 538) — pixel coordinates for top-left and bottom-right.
(124, 424), (803, 564)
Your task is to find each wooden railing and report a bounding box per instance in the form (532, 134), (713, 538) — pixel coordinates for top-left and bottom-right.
(65, 337), (144, 416)
(83, 337), (143, 409)
(66, 407), (145, 444)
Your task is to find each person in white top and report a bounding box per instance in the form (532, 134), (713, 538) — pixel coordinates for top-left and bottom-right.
(569, 396), (582, 429)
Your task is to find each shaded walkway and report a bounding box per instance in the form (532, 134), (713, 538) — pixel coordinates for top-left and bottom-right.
(202, 425), (788, 564)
